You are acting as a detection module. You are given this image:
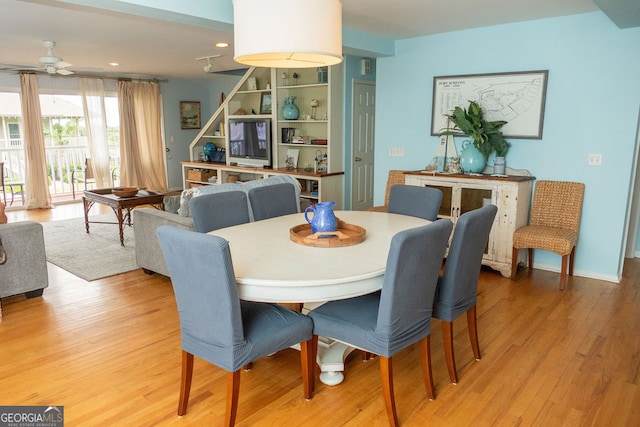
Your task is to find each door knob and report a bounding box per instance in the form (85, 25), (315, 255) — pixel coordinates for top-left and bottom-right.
(354, 157), (362, 162)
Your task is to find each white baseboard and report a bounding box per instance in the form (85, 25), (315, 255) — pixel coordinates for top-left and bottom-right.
(533, 262), (620, 284)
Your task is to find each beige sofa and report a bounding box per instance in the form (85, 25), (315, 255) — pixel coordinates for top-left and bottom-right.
(133, 175), (303, 276)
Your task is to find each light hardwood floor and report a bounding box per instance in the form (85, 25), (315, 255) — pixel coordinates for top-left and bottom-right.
(2, 204), (639, 426)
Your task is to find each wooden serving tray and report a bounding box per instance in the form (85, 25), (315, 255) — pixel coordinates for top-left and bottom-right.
(290, 219), (366, 247)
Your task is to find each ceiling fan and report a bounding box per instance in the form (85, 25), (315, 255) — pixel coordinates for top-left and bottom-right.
(0, 40), (74, 75)
(38, 40), (74, 75)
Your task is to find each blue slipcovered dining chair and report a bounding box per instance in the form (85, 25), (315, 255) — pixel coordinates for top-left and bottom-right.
(248, 182), (298, 221)
(433, 204), (497, 384)
(189, 191), (250, 233)
(156, 226), (314, 426)
(387, 184), (443, 221)
(308, 220), (453, 427)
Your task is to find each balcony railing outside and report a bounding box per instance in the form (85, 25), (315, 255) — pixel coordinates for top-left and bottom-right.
(1, 138), (120, 205)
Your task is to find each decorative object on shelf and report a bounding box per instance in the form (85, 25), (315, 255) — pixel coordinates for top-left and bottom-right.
(310, 98), (319, 119)
(304, 201), (337, 233)
(233, 0), (343, 68)
(259, 93), (272, 114)
(492, 138), (510, 175)
(285, 156), (295, 170)
(292, 72), (299, 85)
(282, 127), (296, 143)
(318, 153), (328, 174)
(303, 161), (314, 172)
(433, 120), (458, 172)
(203, 142), (217, 161)
(493, 157), (506, 175)
(459, 140), (486, 174)
(286, 149), (299, 170)
(447, 156), (462, 174)
(281, 72), (288, 86)
(431, 70), (548, 139)
(247, 77), (257, 91)
(179, 101), (201, 130)
(282, 96), (300, 120)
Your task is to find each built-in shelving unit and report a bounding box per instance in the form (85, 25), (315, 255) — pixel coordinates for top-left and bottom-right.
(187, 64), (344, 206)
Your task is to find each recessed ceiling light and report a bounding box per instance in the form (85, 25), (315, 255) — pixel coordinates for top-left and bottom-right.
(109, 62), (120, 67)
(215, 42), (229, 48)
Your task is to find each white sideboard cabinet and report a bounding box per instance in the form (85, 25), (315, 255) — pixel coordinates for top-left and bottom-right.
(404, 171), (535, 277)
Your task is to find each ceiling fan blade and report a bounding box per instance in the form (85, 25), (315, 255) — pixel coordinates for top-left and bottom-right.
(56, 69), (74, 76)
(56, 61), (73, 69)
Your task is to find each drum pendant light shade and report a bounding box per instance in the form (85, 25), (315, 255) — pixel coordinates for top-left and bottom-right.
(233, 0), (343, 68)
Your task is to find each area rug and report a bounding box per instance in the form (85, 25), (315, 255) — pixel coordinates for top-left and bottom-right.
(42, 213), (138, 281)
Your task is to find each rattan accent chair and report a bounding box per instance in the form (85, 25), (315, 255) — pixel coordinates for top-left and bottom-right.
(511, 180), (585, 290)
(368, 170), (406, 212)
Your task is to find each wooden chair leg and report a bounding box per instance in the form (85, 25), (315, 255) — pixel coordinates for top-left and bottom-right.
(568, 246), (576, 276)
(362, 351), (373, 361)
(380, 356), (399, 427)
(225, 370), (241, 427)
(300, 339), (314, 399)
(467, 306), (481, 361)
(418, 335), (435, 399)
(511, 247), (519, 279)
(177, 351), (194, 416)
(528, 248), (534, 269)
(442, 321), (458, 384)
(560, 254), (569, 291)
(243, 362), (252, 370)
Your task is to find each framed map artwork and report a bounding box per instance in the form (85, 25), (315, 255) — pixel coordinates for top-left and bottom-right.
(431, 70), (548, 139)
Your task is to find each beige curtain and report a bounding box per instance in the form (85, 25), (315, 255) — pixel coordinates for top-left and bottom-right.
(117, 80), (166, 193)
(79, 78), (112, 187)
(19, 73), (52, 209)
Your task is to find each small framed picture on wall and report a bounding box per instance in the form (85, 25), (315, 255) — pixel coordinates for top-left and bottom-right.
(180, 101), (201, 129)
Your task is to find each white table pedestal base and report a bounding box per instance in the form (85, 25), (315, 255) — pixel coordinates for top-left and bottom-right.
(316, 336), (356, 386)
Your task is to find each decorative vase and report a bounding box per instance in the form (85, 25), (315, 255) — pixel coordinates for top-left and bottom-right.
(282, 96), (300, 120)
(459, 140), (486, 174)
(493, 156), (506, 175)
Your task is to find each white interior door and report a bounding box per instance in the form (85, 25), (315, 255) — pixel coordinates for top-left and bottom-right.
(351, 80), (376, 210)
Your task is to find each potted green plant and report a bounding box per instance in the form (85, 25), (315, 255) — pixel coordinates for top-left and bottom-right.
(441, 100), (508, 173)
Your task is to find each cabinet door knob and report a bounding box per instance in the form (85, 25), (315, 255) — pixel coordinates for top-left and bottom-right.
(354, 157), (362, 162)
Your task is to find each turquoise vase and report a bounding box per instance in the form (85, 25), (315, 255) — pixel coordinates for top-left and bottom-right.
(459, 140), (486, 174)
(282, 96), (300, 120)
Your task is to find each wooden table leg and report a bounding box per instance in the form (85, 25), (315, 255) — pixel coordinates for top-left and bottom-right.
(83, 197), (92, 233)
(115, 208), (125, 246)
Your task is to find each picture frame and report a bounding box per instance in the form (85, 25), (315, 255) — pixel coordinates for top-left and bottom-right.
(286, 148), (299, 169)
(180, 101), (201, 129)
(247, 77), (257, 91)
(260, 93), (272, 115)
(431, 70), (549, 139)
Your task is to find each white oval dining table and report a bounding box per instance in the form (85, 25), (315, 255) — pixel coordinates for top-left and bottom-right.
(210, 210), (431, 385)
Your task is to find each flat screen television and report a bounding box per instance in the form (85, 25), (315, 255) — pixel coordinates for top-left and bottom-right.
(227, 118), (272, 168)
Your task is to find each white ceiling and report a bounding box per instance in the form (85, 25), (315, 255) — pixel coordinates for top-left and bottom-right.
(0, 0), (631, 80)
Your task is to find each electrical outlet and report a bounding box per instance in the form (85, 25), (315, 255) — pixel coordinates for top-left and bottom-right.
(588, 154), (602, 166)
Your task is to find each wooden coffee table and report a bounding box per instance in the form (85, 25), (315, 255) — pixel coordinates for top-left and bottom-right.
(83, 188), (164, 246)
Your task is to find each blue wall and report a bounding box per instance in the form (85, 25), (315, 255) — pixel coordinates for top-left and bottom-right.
(375, 12), (640, 281)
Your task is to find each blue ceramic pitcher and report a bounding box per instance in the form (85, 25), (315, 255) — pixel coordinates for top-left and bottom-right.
(304, 201), (337, 233)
